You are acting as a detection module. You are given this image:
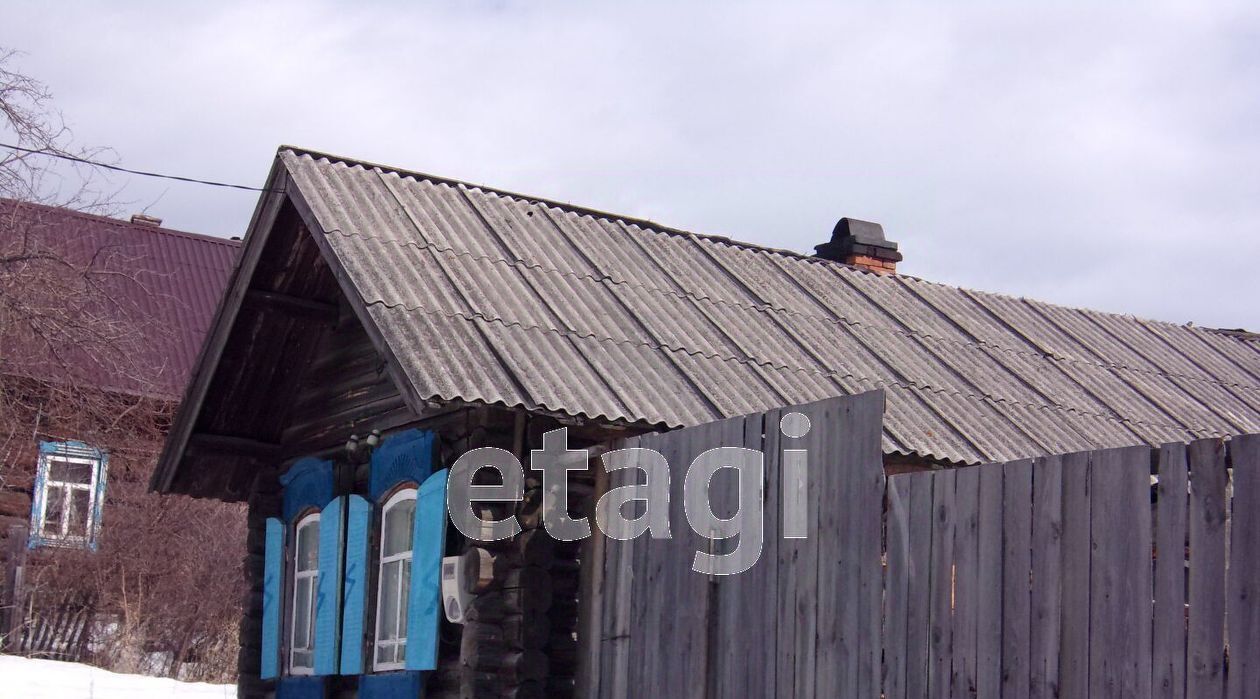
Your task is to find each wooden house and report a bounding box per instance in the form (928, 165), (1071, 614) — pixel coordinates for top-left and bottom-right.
(0, 198), (240, 669)
(152, 147), (1260, 698)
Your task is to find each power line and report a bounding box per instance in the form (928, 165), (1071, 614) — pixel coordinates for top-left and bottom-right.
(0, 141), (284, 193)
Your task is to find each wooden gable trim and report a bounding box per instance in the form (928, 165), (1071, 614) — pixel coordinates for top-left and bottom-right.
(151, 161), (292, 493)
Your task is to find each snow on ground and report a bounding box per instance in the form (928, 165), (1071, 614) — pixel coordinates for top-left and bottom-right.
(0, 655), (234, 699)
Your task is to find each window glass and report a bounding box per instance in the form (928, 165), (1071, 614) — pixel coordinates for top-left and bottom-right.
(68, 489), (90, 535)
(374, 488), (416, 670)
(289, 514), (320, 674)
(49, 459), (92, 484)
(382, 499), (415, 557)
(42, 488), (64, 531)
(296, 520), (319, 572)
(378, 563), (400, 641)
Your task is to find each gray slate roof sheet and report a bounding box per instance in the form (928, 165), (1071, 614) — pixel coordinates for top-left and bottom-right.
(281, 148), (1260, 464)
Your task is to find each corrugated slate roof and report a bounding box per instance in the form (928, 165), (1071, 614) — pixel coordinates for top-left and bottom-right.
(0, 198), (239, 398)
(281, 148), (1260, 464)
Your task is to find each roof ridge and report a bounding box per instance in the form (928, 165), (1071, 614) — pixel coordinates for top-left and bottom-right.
(278, 145), (823, 263)
(279, 146), (1254, 340)
(0, 196), (241, 248)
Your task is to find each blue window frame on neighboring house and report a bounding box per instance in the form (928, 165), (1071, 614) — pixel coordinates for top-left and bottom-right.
(28, 440), (108, 550)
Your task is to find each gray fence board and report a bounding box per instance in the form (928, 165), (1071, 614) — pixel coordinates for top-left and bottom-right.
(905, 472), (935, 699)
(1226, 434), (1259, 699)
(815, 399), (852, 697)
(1059, 450), (1092, 699)
(885, 477), (911, 699)
(976, 465), (1004, 699)
(928, 469), (956, 699)
(853, 396), (885, 699)
(1002, 459), (1033, 699)
(1153, 442), (1189, 699)
(1029, 455), (1062, 699)
(951, 467), (980, 699)
(1187, 438), (1228, 698)
(1089, 446), (1153, 699)
(597, 436), (639, 699)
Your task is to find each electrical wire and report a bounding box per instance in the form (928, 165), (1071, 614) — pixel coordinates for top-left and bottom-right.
(0, 141), (284, 193)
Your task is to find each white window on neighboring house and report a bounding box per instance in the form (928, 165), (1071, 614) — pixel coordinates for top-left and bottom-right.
(29, 441), (107, 550)
(289, 512), (320, 675)
(373, 487), (416, 671)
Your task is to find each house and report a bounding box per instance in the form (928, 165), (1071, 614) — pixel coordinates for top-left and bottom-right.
(152, 147), (1260, 698)
(0, 198), (241, 676)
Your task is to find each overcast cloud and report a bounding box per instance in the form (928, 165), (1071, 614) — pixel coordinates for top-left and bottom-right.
(3, 2), (1257, 328)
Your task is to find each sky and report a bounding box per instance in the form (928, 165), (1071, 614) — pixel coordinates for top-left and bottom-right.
(2, 2), (1258, 329)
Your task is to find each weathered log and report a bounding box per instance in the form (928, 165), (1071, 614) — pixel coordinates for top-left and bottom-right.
(503, 565), (550, 592)
(546, 631), (579, 674)
(0, 490), (30, 518)
(545, 676), (577, 699)
(466, 587), (551, 621)
(502, 613), (551, 650)
(476, 529), (554, 567)
(502, 680), (544, 699)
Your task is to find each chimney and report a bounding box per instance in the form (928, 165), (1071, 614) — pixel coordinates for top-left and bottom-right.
(130, 213), (163, 227)
(814, 218), (902, 274)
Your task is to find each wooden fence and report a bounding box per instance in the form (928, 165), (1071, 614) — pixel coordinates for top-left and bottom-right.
(586, 392), (1260, 698)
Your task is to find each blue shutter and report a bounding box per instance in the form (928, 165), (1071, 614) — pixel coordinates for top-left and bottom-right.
(404, 468), (449, 671)
(369, 429), (435, 500)
(261, 517), (285, 680)
(339, 494), (371, 674)
(314, 496), (345, 675)
(88, 451), (109, 551)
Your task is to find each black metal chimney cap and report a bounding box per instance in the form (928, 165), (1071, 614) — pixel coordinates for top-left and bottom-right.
(814, 218), (903, 263)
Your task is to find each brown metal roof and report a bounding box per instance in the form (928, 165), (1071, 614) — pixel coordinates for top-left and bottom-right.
(273, 147), (1260, 465)
(0, 198), (240, 399)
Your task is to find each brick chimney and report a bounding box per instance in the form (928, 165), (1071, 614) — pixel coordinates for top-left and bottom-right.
(814, 218), (902, 274)
(130, 213), (163, 227)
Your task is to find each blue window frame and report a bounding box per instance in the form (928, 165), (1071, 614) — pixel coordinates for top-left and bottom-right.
(28, 440), (108, 550)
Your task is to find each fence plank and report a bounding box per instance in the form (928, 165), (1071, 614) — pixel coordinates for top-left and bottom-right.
(1029, 455), (1063, 699)
(1089, 446), (1154, 698)
(853, 395), (886, 699)
(779, 405), (823, 699)
(951, 467), (980, 699)
(1188, 438), (1228, 699)
(815, 398), (854, 697)
(628, 432), (663, 695)
(885, 477), (911, 699)
(1002, 460), (1033, 699)
(976, 465), (1004, 699)
(1153, 442), (1189, 699)
(1059, 450), (1091, 699)
(1226, 434), (1260, 699)
(905, 471), (935, 699)
(714, 412), (780, 699)
(929, 469), (956, 699)
(599, 436), (640, 699)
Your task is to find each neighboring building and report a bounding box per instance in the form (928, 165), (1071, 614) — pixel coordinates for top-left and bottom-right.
(153, 148), (1260, 698)
(0, 198), (241, 677)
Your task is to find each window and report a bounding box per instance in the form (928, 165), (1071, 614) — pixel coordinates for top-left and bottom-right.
(30, 441), (107, 549)
(289, 512), (320, 674)
(373, 488), (416, 670)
